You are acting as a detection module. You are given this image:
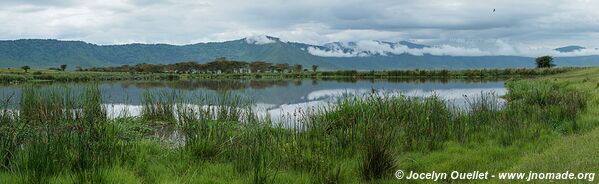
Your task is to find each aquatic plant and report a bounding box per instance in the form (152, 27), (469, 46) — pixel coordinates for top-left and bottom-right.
(0, 73), (592, 183)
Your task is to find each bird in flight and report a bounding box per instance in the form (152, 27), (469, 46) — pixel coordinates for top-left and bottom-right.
(493, 9), (496, 12)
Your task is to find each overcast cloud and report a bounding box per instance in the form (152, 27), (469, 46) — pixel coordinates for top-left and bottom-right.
(1, 0), (598, 56)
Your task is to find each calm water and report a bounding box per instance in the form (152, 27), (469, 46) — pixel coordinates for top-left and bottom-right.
(0, 79), (507, 123)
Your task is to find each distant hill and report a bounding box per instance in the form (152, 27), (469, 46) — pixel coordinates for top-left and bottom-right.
(1, 36), (599, 70)
(555, 45), (585, 53)
(0, 38), (338, 69)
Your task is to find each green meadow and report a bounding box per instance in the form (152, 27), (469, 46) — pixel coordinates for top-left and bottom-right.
(0, 67), (577, 84)
(0, 67), (597, 183)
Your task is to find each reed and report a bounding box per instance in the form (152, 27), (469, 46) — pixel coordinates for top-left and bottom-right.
(3, 85), (124, 183)
(360, 111), (398, 180)
(0, 93), (17, 171)
(141, 90), (178, 123)
(0, 74), (592, 183)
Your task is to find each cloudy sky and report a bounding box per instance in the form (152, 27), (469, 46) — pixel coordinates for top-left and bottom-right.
(1, 0), (598, 56)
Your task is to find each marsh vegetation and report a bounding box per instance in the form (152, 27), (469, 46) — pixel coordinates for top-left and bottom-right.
(0, 66), (578, 84)
(0, 69), (592, 183)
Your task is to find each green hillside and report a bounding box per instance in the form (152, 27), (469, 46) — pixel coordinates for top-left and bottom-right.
(1, 38), (599, 70)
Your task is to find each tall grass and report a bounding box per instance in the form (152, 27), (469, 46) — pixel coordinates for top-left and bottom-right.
(141, 90), (178, 123)
(0, 93), (17, 171)
(170, 92), (278, 183)
(319, 67), (577, 78)
(297, 80), (587, 180)
(360, 112), (398, 180)
(0, 67), (577, 84)
(505, 80), (587, 133)
(0, 78), (590, 183)
(0, 74), (30, 83)
(176, 94), (241, 161)
(0, 85), (124, 183)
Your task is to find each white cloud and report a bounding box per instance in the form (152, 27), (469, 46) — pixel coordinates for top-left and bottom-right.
(420, 45), (490, 56)
(245, 35), (276, 44)
(1, 0), (599, 49)
(308, 40), (491, 57)
(553, 48), (599, 57)
(307, 47), (356, 57)
(307, 39), (599, 57)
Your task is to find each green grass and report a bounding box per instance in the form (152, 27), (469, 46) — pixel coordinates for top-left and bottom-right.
(0, 67), (597, 183)
(0, 69), (181, 84)
(0, 67), (578, 84)
(488, 67), (599, 183)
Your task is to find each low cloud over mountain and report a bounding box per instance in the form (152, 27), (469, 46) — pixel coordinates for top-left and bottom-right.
(245, 35), (278, 45)
(1, 36), (599, 70)
(307, 39), (599, 58)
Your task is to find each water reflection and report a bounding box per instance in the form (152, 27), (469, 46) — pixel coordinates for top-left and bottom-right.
(106, 78), (504, 91)
(123, 80), (293, 91)
(0, 78), (506, 124)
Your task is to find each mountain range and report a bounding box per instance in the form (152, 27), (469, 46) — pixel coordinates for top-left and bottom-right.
(1, 36), (598, 70)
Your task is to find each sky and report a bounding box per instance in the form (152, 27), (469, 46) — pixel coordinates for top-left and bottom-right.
(1, 0), (599, 56)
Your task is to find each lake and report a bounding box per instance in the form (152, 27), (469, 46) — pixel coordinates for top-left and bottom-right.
(0, 79), (507, 124)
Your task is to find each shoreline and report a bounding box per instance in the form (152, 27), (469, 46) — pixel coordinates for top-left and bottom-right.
(0, 67), (578, 84)
(0, 67), (597, 183)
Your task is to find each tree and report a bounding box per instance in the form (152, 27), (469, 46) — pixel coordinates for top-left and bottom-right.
(21, 66), (30, 73)
(312, 65), (319, 73)
(293, 64), (304, 73)
(249, 61), (272, 73)
(275, 64), (289, 73)
(171, 61), (197, 73)
(60, 64), (67, 71)
(293, 64), (303, 73)
(535, 56), (555, 68)
(205, 59), (248, 73)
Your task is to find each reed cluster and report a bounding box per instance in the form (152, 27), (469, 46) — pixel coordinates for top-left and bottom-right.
(1, 85), (126, 183)
(0, 67), (576, 84)
(0, 78), (589, 183)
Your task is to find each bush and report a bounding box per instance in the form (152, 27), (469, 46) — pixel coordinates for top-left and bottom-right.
(0, 74), (29, 83)
(505, 80), (587, 132)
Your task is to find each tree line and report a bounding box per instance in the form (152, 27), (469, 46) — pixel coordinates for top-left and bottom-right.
(19, 64), (68, 73)
(82, 57), (318, 74)
(17, 56), (554, 74)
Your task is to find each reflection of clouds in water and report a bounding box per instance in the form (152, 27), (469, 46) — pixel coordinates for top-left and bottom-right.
(401, 88), (507, 100)
(104, 104), (251, 120)
(251, 103), (276, 120)
(307, 89), (372, 100)
(401, 88), (508, 108)
(104, 104), (142, 118)
(264, 87), (507, 125)
(101, 87), (507, 126)
(307, 88), (507, 101)
(267, 100), (330, 127)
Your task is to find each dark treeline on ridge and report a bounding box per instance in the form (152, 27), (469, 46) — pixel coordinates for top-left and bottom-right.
(83, 57), (311, 74)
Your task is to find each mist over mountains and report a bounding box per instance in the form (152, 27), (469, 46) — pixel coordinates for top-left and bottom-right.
(1, 35), (598, 70)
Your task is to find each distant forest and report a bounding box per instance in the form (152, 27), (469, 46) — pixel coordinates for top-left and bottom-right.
(83, 57), (317, 74)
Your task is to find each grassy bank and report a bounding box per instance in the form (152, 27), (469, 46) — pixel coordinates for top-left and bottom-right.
(180, 67), (578, 80)
(0, 67), (577, 84)
(0, 68), (181, 84)
(0, 68), (597, 183)
(495, 67), (599, 183)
